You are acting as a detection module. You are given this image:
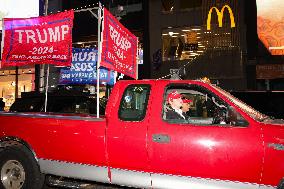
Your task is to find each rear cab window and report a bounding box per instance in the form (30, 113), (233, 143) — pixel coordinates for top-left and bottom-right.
(119, 84), (151, 121)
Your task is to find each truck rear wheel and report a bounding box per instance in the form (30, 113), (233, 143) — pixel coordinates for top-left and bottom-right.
(0, 145), (44, 189)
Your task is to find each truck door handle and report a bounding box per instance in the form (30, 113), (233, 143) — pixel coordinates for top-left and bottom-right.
(152, 134), (170, 143)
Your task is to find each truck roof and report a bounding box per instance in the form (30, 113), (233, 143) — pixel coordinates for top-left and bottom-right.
(116, 79), (209, 86)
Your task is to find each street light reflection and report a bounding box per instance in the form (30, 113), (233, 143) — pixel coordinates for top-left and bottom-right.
(198, 139), (217, 150)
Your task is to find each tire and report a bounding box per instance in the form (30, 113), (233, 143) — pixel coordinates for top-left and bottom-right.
(0, 145), (45, 189)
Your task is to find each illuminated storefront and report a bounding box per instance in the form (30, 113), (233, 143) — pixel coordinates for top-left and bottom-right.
(149, 0), (246, 90)
(0, 67), (35, 109)
(147, 0), (284, 90)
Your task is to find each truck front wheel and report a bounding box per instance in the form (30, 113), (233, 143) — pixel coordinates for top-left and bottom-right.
(0, 145), (44, 189)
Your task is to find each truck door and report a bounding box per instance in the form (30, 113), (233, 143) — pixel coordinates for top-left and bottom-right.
(148, 83), (263, 188)
(106, 84), (152, 188)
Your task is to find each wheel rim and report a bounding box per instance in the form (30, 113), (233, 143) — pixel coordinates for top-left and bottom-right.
(1, 160), (25, 189)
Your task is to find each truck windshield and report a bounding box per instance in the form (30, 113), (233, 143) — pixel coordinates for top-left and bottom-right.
(211, 85), (267, 122)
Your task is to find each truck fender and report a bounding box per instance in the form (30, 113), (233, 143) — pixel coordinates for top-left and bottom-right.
(0, 136), (39, 163)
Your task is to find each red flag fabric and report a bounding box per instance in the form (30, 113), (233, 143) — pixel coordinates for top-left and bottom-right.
(101, 8), (138, 79)
(1, 10), (74, 68)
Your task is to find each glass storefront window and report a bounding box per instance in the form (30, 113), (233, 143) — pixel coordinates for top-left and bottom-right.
(161, 25), (239, 61)
(0, 68), (35, 110)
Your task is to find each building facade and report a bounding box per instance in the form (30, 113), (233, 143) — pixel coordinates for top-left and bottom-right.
(148, 0), (248, 90)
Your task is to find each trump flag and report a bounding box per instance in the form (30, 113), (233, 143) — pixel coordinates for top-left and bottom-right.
(1, 10), (74, 68)
(101, 8), (138, 79)
(59, 48), (115, 85)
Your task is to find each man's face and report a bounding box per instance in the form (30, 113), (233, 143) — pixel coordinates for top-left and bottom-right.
(169, 97), (183, 109)
(181, 103), (190, 112)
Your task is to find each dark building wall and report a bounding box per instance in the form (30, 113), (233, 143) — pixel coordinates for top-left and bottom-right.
(141, 0), (151, 79)
(244, 0), (257, 90)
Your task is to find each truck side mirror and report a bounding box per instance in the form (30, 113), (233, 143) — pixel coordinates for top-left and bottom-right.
(228, 106), (249, 127)
(234, 120), (249, 127)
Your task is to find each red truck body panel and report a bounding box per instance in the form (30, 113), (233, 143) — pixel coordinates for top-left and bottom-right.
(146, 81), (262, 182)
(106, 80), (153, 172)
(0, 114), (107, 166)
(262, 124), (284, 186)
(0, 79), (283, 189)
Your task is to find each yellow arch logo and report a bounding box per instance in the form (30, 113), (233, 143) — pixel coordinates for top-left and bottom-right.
(207, 5), (236, 30)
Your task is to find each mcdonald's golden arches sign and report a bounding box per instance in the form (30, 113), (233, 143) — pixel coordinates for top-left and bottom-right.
(207, 4), (236, 30)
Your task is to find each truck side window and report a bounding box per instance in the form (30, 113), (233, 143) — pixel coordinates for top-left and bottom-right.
(119, 85), (151, 121)
(163, 84), (248, 127)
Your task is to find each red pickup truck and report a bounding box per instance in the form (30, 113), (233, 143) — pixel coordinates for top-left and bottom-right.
(0, 80), (284, 189)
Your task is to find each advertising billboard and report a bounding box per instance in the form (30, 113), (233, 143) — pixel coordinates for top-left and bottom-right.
(0, 0), (39, 30)
(257, 0), (284, 55)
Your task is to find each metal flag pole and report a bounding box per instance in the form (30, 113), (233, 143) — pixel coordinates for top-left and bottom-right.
(44, 64), (50, 112)
(96, 2), (102, 118)
(113, 71), (117, 85)
(136, 39), (139, 80)
(44, 0), (49, 112)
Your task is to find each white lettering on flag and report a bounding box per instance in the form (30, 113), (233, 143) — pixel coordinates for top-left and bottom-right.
(15, 25), (70, 44)
(109, 24), (131, 51)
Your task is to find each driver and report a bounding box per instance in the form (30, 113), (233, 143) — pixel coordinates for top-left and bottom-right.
(165, 90), (185, 119)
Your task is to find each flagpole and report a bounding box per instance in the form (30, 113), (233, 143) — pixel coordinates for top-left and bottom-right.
(114, 71), (117, 85)
(44, 64), (50, 112)
(136, 39), (139, 80)
(96, 2), (102, 118)
(44, 0), (49, 112)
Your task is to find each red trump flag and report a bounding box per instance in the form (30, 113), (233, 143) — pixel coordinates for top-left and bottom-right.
(1, 10), (74, 68)
(101, 8), (138, 79)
